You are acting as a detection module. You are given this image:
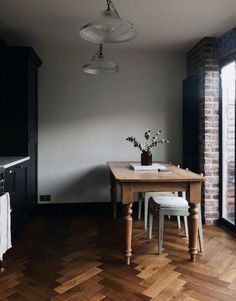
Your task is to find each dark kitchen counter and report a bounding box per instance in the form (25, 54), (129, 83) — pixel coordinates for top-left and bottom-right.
(0, 156), (30, 169)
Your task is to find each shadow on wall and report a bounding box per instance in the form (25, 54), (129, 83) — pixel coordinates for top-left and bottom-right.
(57, 165), (112, 203)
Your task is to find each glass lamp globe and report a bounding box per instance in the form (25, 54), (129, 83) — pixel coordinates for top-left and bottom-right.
(80, 1), (136, 43)
(83, 44), (119, 75)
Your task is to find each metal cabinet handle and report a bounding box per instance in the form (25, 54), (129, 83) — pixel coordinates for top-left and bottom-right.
(15, 165), (23, 169)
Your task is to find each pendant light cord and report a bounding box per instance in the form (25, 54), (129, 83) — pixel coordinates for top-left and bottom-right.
(99, 44), (103, 56)
(106, 0), (120, 18)
(91, 44), (104, 60)
(106, 0), (111, 10)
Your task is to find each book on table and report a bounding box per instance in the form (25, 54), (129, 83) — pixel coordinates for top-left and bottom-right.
(129, 163), (167, 171)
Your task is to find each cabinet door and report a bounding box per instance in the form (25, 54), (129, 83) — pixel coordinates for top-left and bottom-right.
(15, 164), (28, 226)
(27, 61), (38, 206)
(0, 50), (28, 155)
(0, 169), (4, 195)
(5, 164), (28, 234)
(5, 168), (17, 232)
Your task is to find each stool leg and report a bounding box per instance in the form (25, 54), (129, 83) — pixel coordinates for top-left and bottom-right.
(148, 212), (153, 239)
(184, 216), (189, 239)
(197, 203), (204, 252)
(177, 216), (181, 228)
(144, 194), (149, 230)
(158, 212), (164, 255)
(138, 193), (142, 220)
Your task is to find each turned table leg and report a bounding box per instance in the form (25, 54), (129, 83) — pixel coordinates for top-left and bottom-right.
(188, 203), (199, 262)
(110, 173), (117, 218)
(123, 203), (133, 265)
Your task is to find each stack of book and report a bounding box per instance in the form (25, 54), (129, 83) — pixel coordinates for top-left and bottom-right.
(129, 163), (167, 171)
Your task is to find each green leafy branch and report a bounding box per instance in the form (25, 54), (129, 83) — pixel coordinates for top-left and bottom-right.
(126, 129), (169, 152)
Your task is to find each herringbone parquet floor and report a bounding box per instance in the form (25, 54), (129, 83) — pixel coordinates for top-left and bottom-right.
(0, 208), (236, 301)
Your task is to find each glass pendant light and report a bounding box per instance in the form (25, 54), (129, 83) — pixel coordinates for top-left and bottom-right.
(83, 44), (119, 75)
(80, 0), (136, 44)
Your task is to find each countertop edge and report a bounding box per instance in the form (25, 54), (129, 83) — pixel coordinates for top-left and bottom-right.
(0, 156), (30, 169)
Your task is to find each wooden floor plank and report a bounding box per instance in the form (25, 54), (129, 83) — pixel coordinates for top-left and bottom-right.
(0, 212), (235, 301)
(54, 267), (102, 294)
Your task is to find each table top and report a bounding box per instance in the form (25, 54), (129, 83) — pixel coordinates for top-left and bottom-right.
(107, 161), (204, 183)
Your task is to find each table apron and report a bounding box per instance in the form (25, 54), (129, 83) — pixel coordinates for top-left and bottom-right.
(120, 181), (202, 205)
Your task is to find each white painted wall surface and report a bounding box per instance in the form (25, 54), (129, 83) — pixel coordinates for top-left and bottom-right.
(37, 44), (185, 203)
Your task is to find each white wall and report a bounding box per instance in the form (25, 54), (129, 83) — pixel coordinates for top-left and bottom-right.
(37, 43), (185, 203)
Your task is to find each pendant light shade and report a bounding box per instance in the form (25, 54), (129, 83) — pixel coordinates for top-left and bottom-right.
(83, 44), (119, 75)
(80, 0), (136, 44)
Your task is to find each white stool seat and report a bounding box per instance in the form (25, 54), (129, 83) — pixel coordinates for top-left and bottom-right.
(151, 196), (189, 208)
(138, 192), (178, 228)
(144, 192), (175, 198)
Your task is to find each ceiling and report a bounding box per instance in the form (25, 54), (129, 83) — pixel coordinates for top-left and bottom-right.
(0, 0), (236, 52)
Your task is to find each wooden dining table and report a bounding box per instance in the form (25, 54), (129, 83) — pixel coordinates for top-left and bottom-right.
(107, 161), (205, 265)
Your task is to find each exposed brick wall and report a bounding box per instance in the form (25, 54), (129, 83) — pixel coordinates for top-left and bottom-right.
(186, 28), (236, 225)
(187, 38), (220, 225)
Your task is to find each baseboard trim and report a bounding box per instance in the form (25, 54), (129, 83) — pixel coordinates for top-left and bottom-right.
(35, 202), (139, 216)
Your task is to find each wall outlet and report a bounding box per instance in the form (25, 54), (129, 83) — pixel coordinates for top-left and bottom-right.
(40, 194), (51, 202)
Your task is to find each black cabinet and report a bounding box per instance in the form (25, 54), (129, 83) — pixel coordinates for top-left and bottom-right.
(183, 76), (200, 173)
(0, 47), (42, 210)
(4, 163), (28, 233)
(0, 168), (4, 195)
